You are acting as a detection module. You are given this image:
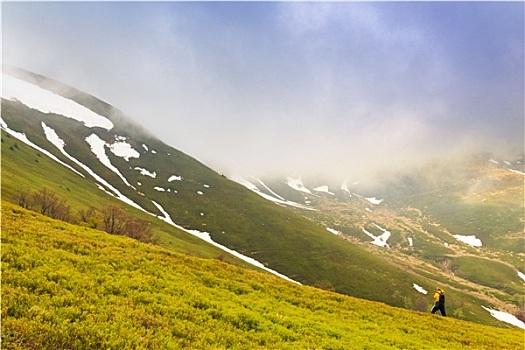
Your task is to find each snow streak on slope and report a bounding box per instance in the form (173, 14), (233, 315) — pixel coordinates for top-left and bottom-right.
(482, 306), (525, 329)
(233, 176), (316, 211)
(2, 71), (307, 286)
(39, 123), (145, 211)
(314, 185), (334, 195)
(108, 136), (140, 161)
(453, 234), (482, 247)
(255, 178), (286, 201)
(508, 169), (525, 176)
(41, 122), (86, 179)
(286, 177), (312, 194)
(151, 201), (300, 284)
(0, 118), (84, 177)
(135, 167), (157, 178)
(326, 228), (340, 235)
(85, 134), (134, 188)
(365, 197), (384, 205)
(2, 73), (114, 129)
(518, 271), (525, 282)
(413, 283), (427, 294)
(362, 224), (391, 248)
(168, 175), (182, 182)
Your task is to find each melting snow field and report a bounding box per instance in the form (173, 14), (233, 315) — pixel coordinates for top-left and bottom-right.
(482, 306), (525, 329)
(108, 139), (140, 161)
(314, 185), (334, 195)
(85, 134), (133, 188)
(508, 169), (525, 176)
(135, 167), (157, 178)
(517, 271), (525, 282)
(453, 234), (482, 247)
(362, 224), (391, 247)
(3, 73), (114, 130)
(286, 177), (312, 194)
(413, 283), (427, 294)
(366, 197), (384, 205)
(326, 228), (340, 235)
(233, 176), (316, 211)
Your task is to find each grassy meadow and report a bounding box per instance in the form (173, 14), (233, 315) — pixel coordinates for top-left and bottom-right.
(2, 202), (524, 349)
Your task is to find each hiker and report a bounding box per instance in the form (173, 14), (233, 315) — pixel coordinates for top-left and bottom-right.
(431, 287), (446, 316)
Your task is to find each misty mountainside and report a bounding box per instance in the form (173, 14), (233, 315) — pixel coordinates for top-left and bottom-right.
(1, 66), (523, 328)
(236, 156), (525, 320)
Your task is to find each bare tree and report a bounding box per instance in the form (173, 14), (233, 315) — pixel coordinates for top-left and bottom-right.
(32, 188), (59, 216)
(101, 204), (126, 234)
(49, 198), (71, 222)
(17, 188), (33, 209)
(100, 203), (155, 243)
(124, 217), (154, 243)
(77, 206), (98, 228)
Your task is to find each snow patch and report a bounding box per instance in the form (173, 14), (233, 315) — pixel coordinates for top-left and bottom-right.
(508, 169), (525, 176)
(168, 175), (182, 182)
(108, 140), (140, 161)
(233, 176), (316, 211)
(314, 185), (334, 195)
(197, 191), (204, 195)
(517, 271), (525, 282)
(326, 228), (340, 235)
(286, 177), (312, 194)
(482, 306), (525, 329)
(362, 225), (391, 248)
(366, 197), (384, 205)
(85, 134), (133, 187)
(41, 122), (85, 178)
(453, 234), (482, 247)
(413, 283), (427, 294)
(2, 73), (113, 130)
(134, 167), (157, 178)
(255, 178), (286, 201)
(39, 123), (144, 211)
(488, 159), (499, 164)
(154, 187), (166, 192)
(341, 181), (351, 194)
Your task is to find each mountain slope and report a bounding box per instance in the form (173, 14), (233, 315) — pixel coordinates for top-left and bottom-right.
(236, 159), (525, 322)
(0, 67), (426, 301)
(3, 202), (523, 349)
(1, 66), (522, 327)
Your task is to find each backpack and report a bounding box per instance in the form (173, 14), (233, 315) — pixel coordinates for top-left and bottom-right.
(439, 291), (445, 304)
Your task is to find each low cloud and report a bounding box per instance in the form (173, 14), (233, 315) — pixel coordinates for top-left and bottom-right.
(3, 2), (523, 183)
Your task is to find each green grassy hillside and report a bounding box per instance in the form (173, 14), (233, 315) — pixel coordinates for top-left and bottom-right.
(3, 129), (515, 327)
(0, 112), (435, 312)
(2, 67), (522, 327)
(2, 202), (523, 350)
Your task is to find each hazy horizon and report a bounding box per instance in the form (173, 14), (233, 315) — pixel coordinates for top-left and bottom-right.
(3, 2), (524, 182)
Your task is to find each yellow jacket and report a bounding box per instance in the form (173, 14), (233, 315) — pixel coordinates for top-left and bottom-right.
(434, 289), (444, 302)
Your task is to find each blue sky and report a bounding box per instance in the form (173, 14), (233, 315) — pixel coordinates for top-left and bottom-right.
(3, 2), (524, 181)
